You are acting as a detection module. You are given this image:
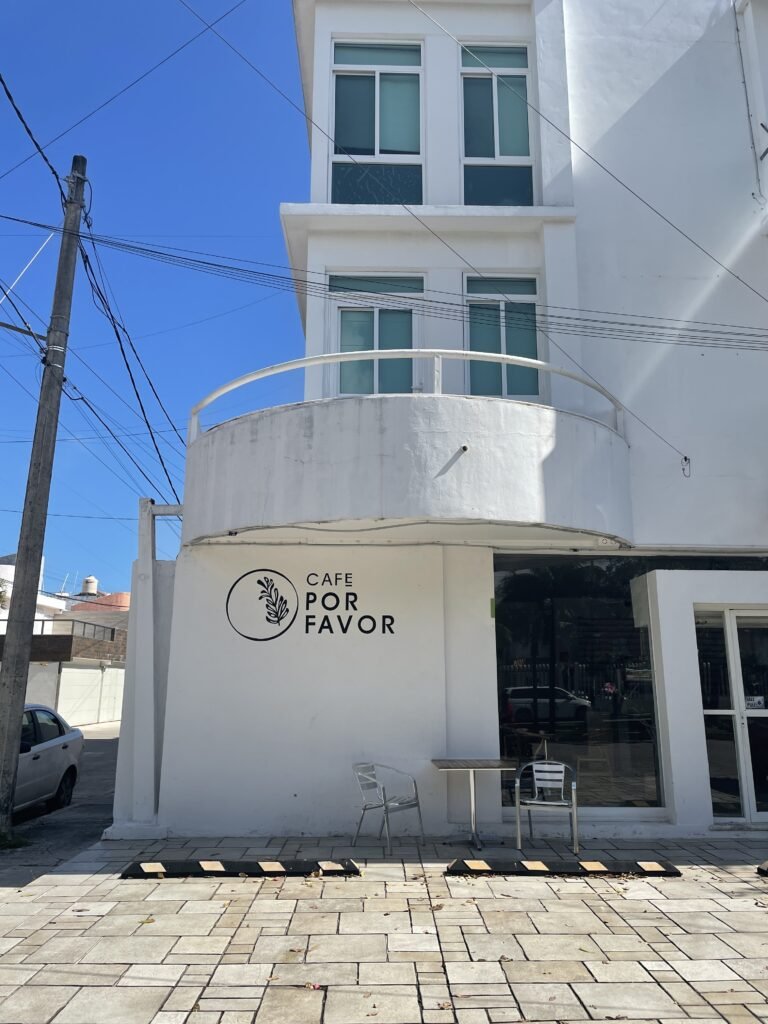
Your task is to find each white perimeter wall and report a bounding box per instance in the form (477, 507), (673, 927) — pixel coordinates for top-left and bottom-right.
(154, 543), (499, 837)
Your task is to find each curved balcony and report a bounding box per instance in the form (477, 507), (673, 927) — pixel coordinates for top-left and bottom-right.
(183, 350), (633, 546)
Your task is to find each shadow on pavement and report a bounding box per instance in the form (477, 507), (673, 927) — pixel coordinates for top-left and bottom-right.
(0, 729), (118, 887)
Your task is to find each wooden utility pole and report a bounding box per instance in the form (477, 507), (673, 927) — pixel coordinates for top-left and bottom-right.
(0, 155), (86, 839)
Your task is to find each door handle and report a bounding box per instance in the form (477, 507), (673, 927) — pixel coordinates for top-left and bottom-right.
(62, 744), (68, 750)
(32, 754), (40, 761)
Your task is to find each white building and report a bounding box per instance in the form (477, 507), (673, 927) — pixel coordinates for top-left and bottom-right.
(112, 0), (768, 840)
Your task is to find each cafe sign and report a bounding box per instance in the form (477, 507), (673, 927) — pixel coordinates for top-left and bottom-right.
(226, 569), (396, 642)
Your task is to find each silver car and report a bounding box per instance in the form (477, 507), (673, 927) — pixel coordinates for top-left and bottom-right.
(16, 704), (84, 812)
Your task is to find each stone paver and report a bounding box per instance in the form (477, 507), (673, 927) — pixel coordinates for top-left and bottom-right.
(0, 834), (767, 1024)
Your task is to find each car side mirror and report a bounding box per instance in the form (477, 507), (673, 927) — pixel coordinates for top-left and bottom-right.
(19, 741), (31, 755)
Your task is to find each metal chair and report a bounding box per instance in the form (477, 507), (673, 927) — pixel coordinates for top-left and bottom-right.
(351, 763), (424, 855)
(514, 760), (579, 854)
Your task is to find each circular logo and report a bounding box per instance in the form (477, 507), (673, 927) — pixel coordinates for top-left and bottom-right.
(226, 569), (299, 642)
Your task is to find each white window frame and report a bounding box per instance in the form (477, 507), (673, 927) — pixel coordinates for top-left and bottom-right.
(463, 274), (541, 400)
(460, 43), (536, 205)
(330, 41), (424, 202)
(330, 279), (424, 397)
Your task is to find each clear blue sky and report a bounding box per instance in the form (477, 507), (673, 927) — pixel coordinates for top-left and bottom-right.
(0, 0), (308, 593)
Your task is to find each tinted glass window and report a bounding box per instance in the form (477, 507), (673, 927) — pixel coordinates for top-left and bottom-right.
(35, 710), (63, 743)
(335, 44), (421, 66)
(464, 165), (533, 206)
(21, 711), (36, 748)
(335, 76), (375, 155)
(332, 163), (423, 204)
(462, 46), (528, 69)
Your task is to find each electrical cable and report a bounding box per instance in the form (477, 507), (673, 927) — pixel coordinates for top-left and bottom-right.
(407, 1), (768, 308)
(0, 74), (66, 204)
(0, 0), (250, 185)
(0, 509), (135, 521)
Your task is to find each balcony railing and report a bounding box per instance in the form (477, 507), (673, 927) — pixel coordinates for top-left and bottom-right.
(189, 349), (626, 442)
(0, 618), (116, 642)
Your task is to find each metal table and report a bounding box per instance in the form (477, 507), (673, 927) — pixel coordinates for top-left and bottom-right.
(432, 758), (518, 850)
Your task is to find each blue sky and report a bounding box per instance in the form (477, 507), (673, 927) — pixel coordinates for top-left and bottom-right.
(0, 0), (308, 593)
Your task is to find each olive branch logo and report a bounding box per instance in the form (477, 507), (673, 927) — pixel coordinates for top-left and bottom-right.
(257, 576), (290, 626)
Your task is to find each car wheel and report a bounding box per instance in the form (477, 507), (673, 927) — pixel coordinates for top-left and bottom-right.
(49, 768), (76, 811)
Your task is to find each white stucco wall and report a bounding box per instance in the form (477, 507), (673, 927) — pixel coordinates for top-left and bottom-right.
(184, 395), (631, 544)
(151, 543), (500, 837)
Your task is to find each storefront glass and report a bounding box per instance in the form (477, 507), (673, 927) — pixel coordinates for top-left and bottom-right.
(494, 555), (768, 810)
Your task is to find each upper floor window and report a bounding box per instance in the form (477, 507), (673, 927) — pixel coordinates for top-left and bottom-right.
(329, 275), (424, 393)
(466, 277), (539, 397)
(332, 43), (423, 205)
(461, 46), (533, 206)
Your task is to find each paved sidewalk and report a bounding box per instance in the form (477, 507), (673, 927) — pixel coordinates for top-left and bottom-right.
(0, 835), (766, 1023)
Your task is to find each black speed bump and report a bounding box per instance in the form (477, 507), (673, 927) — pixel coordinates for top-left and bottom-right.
(446, 858), (681, 877)
(121, 859), (360, 879)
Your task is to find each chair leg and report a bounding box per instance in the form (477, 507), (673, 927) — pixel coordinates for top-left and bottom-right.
(352, 807), (366, 847)
(378, 814), (385, 840)
(572, 798), (579, 856)
(382, 803), (392, 856)
(416, 801), (425, 845)
(528, 809), (534, 839)
(515, 794), (522, 851)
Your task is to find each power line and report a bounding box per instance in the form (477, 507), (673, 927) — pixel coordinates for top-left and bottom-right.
(407, 1), (768, 310)
(0, 74), (66, 203)
(0, 508), (135, 521)
(4, 215), (768, 348)
(0, 0), (250, 185)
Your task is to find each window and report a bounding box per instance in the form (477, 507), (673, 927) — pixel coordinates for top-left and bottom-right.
(495, 555), (664, 809)
(465, 277), (539, 397)
(35, 709), (63, 744)
(329, 275), (423, 394)
(332, 43), (422, 204)
(21, 711), (36, 748)
(461, 45), (533, 206)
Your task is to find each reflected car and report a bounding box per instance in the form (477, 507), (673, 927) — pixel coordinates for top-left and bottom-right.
(16, 704), (83, 812)
(505, 686), (591, 723)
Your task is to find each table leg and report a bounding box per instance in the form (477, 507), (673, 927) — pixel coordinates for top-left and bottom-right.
(468, 769), (482, 850)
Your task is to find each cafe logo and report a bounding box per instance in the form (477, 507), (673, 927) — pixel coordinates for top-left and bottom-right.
(226, 570), (299, 641)
(226, 569), (396, 642)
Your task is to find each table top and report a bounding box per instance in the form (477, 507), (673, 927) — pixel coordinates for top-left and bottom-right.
(431, 759), (518, 771)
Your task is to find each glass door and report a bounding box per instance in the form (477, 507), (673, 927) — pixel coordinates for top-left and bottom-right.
(733, 614), (768, 818)
(696, 610), (768, 822)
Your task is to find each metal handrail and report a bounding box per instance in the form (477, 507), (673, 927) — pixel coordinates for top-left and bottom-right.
(0, 619), (116, 642)
(188, 349), (626, 442)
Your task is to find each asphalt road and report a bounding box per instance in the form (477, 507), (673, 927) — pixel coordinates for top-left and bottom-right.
(0, 721), (119, 887)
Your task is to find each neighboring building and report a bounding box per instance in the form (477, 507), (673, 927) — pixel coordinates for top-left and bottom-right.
(0, 563), (128, 727)
(113, 0), (768, 839)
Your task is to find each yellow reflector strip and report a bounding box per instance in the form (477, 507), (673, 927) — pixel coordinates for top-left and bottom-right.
(140, 862), (165, 874)
(638, 861), (665, 873)
(464, 859), (492, 872)
(580, 861), (608, 872)
(259, 861), (285, 873)
(199, 861), (225, 872)
(522, 860), (548, 872)
(319, 861), (344, 872)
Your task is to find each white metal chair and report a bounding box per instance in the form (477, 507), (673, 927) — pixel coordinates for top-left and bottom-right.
(515, 760), (579, 854)
(352, 763), (424, 855)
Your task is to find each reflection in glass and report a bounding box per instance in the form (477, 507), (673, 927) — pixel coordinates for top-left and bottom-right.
(332, 164), (423, 204)
(339, 310), (374, 394)
(704, 716), (743, 816)
(334, 76), (375, 155)
(737, 619), (768, 710)
(380, 74), (420, 155)
(695, 613), (733, 710)
(494, 557), (662, 808)
(747, 718), (768, 812)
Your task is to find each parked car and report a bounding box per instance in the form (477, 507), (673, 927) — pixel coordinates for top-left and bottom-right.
(504, 686), (591, 723)
(16, 704), (83, 813)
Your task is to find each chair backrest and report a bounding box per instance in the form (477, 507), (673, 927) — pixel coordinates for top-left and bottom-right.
(531, 760), (568, 799)
(353, 762), (382, 802)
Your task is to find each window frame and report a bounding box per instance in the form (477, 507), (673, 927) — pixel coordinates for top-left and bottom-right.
(462, 274), (542, 400)
(33, 708), (64, 744)
(330, 40), (424, 202)
(329, 276), (424, 397)
(460, 42), (536, 205)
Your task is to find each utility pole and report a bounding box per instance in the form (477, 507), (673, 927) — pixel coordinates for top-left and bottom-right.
(0, 155), (87, 839)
